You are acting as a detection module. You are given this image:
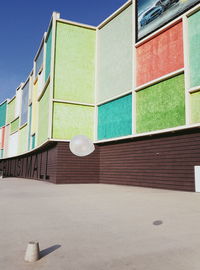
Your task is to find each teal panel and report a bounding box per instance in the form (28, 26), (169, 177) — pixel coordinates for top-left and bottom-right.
(45, 27), (52, 81)
(188, 11), (200, 88)
(97, 6), (132, 103)
(0, 101), (7, 128)
(98, 94), (132, 140)
(28, 105), (32, 151)
(136, 74), (185, 133)
(32, 134), (36, 149)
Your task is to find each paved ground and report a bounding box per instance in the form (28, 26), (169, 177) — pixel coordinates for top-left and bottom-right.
(1, 178), (200, 270)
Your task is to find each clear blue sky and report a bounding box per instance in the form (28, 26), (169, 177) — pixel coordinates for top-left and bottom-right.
(0, 0), (127, 104)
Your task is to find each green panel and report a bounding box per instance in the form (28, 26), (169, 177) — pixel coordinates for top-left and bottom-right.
(28, 105), (32, 151)
(190, 91), (200, 124)
(136, 74), (185, 133)
(0, 101), (7, 128)
(45, 27), (52, 81)
(54, 22), (96, 104)
(37, 85), (50, 145)
(7, 98), (16, 124)
(10, 118), (19, 134)
(18, 125), (28, 154)
(188, 11), (200, 88)
(97, 6), (132, 103)
(98, 94), (132, 140)
(53, 103), (94, 140)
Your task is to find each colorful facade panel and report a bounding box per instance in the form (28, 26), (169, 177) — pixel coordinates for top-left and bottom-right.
(52, 102), (94, 140)
(54, 22), (96, 104)
(190, 91), (200, 124)
(15, 88), (22, 118)
(38, 69), (45, 97)
(37, 84), (50, 146)
(31, 134), (36, 149)
(20, 81), (29, 126)
(7, 98), (16, 124)
(136, 22), (184, 86)
(98, 94), (132, 140)
(0, 127), (5, 150)
(0, 128), (3, 149)
(45, 27), (52, 81)
(0, 101), (7, 128)
(136, 74), (185, 133)
(35, 46), (44, 77)
(3, 125), (10, 158)
(28, 105), (32, 151)
(8, 132), (18, 157)
(97, 6), (132, 103)
(10, 118), (19, 134)
(31, 82), (38, 135)
(18, 125), (28, 154)
(188, 10), (200, 88)
(0, 149), (3, 159)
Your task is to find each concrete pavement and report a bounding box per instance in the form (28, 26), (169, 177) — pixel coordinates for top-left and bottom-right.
(0, 178), (200, 270)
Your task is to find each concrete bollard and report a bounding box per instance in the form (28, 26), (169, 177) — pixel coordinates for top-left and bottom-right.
(24, 241), (40, 262)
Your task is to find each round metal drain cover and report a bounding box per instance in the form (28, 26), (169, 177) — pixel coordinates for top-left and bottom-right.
(153, 220), (163, 226)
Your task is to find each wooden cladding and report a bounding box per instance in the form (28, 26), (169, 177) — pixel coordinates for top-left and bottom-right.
(0, 142), (57, 183)
(0, 141), (100, 185)
(99, 129), (200, 192)
(55, 142), (100, 184)
(1, 129), (200, 191)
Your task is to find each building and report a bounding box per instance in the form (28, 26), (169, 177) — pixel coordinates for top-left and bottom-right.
(0, 0), (200, 191)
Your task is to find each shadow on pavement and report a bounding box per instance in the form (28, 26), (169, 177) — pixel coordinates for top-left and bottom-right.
(40, 244), (61, 258)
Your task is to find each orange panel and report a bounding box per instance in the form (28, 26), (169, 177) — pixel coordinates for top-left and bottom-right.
(136, 22), (184, 87)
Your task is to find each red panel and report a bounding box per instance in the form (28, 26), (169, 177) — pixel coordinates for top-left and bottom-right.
(1, 127), (5, 149)
(136, 22), (184, 86)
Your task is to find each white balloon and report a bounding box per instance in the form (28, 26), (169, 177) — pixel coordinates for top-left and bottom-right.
(69, 135), (95, 157)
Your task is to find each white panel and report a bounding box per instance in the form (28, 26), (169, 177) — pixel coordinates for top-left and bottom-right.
(15, 89), (22, 118)
(195, 166), (200, 192)
(8, 132), (18, 157)
(37, 69), (45, 97)
(29, 75), (33, 103)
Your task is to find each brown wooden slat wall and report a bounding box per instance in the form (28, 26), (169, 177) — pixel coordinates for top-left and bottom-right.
(0, 128), (200, 191)
(0, 142), (58, 183)
(55, 142), (100, 184)
(98, 129), (200, 191)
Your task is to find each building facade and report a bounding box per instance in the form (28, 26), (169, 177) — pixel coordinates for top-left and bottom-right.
(0, 1), (200, 191)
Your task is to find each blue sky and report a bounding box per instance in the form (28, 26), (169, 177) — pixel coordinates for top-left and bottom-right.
(0, 0), (127, 104)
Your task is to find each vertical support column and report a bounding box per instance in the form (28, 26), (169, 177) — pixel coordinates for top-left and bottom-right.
(48, 12), (60, 140)
(132, 0), (136, 134)
(183, 15), (190, 125)
(94, 28), (99, 142)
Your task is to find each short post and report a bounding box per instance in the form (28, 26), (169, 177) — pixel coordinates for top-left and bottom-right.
(24, 241), (40, 262)
(0, 170), (3, 179)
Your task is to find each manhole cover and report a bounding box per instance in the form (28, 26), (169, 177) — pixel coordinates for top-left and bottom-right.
(153, 220), (163, 226)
